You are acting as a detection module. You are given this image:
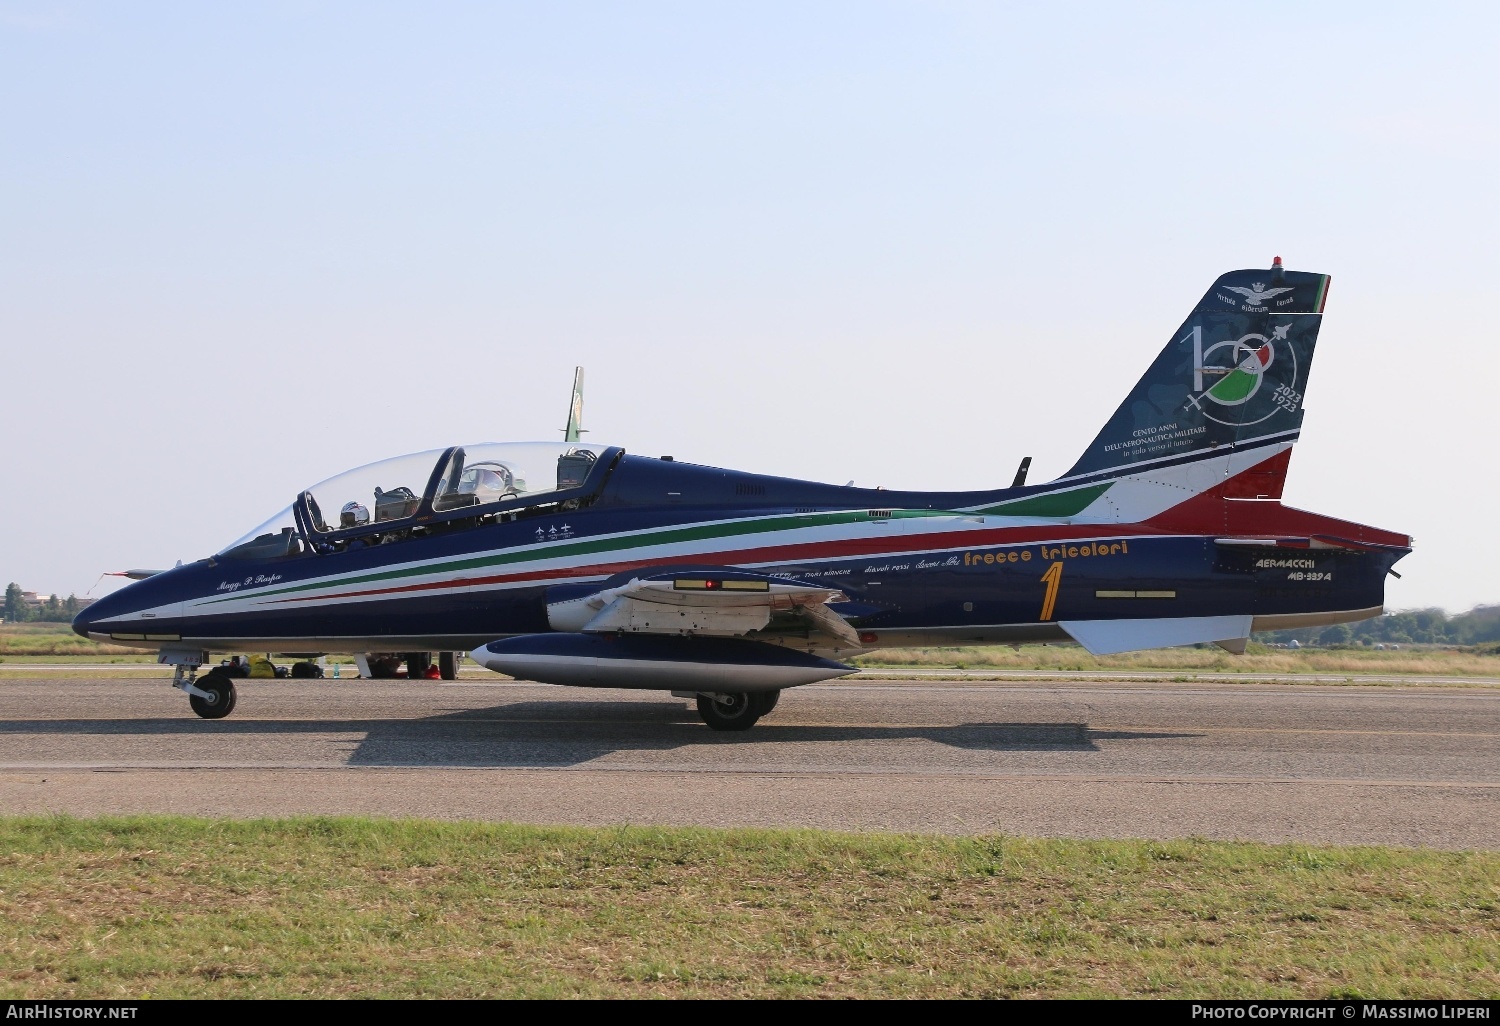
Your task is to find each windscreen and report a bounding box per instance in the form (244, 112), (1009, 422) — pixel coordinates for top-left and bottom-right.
(217, 505), (300, 558)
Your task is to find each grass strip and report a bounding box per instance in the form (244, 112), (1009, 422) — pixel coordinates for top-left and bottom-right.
(1, 816), (1497, 999)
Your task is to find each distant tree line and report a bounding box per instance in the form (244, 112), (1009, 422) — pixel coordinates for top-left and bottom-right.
(1254, 606), (1500, 648)
(3, 583), (82, 623)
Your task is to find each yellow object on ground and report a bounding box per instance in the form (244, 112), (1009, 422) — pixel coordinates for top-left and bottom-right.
(247, 655), (277, 678)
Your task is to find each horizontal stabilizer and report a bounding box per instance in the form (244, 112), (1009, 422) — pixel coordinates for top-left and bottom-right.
(1058, 614), (1253, 656)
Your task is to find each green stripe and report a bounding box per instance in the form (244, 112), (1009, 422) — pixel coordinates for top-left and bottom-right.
(201, 485), (1112, 606)
(973, 483), (1111, 517)
(203, 509), (871, 605)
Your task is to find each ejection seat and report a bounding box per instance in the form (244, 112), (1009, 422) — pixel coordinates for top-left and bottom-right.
(373, 486), (420, 522)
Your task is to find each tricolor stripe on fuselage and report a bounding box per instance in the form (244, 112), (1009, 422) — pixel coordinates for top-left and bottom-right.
(154, 443), (1292, 623)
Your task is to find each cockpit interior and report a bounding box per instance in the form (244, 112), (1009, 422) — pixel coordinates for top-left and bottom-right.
(218, 442), (614, 561)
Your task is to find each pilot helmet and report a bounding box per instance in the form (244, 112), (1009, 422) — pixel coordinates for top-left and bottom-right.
(339, 501), (371, 528)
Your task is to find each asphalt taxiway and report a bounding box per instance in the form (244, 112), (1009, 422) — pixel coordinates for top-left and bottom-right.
(2, 674), (1497, 847)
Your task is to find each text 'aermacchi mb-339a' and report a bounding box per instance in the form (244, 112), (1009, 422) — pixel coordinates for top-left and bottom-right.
(76, 260), (1412, 731)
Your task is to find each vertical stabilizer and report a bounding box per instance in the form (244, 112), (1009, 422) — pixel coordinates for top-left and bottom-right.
(1064, 259), (1329, 482)
(563, 366), (586, 443)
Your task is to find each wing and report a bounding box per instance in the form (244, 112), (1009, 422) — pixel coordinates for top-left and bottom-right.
(1224, 285), (1254, 298)
(547, 569), (862, 649)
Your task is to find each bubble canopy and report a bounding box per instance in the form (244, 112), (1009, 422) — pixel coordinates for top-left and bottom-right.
(218, 442), (612, 557)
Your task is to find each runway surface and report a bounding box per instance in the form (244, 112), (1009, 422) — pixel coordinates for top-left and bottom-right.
(2, 674), (1498, 848)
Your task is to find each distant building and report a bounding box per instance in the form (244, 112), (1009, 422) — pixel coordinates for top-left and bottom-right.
(17, 592), (92, 609)
(4, 592), (93, 622)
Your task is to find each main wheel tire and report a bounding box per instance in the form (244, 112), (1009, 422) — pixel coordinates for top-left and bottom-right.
(696, 692), (761, 732)
(752, 690), (781, 717)
(405, 652), (432, 679)
(189, 675), (237, 719)
(439, 651), (458, 680)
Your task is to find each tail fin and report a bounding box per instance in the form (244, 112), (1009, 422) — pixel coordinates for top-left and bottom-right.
(563, 366), (586, 443)
(1064, 259), (1330, 486)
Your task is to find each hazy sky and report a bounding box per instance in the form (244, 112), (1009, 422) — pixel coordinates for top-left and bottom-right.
(3, 2), (1497, 611)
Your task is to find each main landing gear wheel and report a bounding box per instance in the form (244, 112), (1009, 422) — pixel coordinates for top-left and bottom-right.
(752, 690), (781, 717)
(439, 651), (458, 680)
(189, 674), (238, 720)
(696, 692), (761, 732)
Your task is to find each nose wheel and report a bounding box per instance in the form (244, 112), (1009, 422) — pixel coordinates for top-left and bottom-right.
(169, 661), (239, 720)
(188, 673), (238, 719)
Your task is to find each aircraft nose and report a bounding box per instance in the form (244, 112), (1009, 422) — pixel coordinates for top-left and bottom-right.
(71, 601), (105, 639)
(71, 587), (132, 640)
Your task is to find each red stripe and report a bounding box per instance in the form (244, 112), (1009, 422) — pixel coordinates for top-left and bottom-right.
(1146, 475), (1410, 546)
(274, 522), (1172, 605)
(269, 457), (1410, 608)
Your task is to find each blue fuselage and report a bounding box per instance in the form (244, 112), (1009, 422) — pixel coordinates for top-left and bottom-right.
(75, 452), (1406, 655)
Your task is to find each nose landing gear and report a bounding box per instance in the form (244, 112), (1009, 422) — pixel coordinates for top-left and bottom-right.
(187, 672), (238, 719)
(166, 656), (239, 720)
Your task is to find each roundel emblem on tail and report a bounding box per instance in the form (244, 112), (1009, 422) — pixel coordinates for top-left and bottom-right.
(1184, 322), (1299, 426)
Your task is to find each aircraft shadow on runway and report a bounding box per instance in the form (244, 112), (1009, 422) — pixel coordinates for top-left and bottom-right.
(341, 702), (1202, 767)
(0, 701), (1201, 768)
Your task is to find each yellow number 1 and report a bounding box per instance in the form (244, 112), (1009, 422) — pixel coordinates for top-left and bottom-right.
(1039, 562), (1064, 621)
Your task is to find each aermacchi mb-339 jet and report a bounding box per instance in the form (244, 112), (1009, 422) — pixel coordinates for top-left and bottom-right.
(75, 260), (1411, 731)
